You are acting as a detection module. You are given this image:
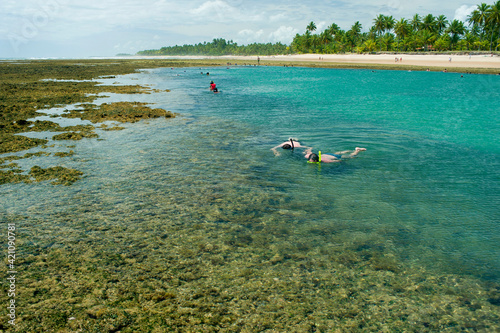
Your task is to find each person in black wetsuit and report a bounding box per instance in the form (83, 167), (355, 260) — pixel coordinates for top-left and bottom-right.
(271, 139), (310, 156)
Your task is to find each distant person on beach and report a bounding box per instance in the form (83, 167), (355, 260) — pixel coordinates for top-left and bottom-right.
(304, 147), (367, 163)
(271, 139), (310, 156)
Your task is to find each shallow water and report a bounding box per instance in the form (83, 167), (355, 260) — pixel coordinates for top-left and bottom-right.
(1, 65), (500, 330)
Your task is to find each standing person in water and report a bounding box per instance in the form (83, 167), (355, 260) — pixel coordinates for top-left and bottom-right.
(210, 81), (216, 91)
(271, 139), (310, 156)
(304, 147), (366, 163)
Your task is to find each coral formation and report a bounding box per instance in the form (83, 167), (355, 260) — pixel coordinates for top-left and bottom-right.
(0, 59), (188, 185)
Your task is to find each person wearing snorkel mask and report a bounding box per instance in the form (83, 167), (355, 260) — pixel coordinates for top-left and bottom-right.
(271, 138), (310, 156)
(304, 147), (366, 163)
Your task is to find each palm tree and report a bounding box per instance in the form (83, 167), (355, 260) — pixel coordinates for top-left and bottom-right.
(311, 34), (320, 52)
(417, 30), (437, 50)
(306, 21), (317, 33)
(394, 18), (411, 51)
(347, 21), (363, 51)
(373, 14), (386, 36)
(319, 30), (333, 47)
(379, 33), (395, 51)
(350, 21), (363, 36)
(434, 36), (450, 51)
(464, 31), (478, 50)
(304, 30), (312, 51)
(291, 33), (304, 53)
(394, 18), (411, 39)
(422, 14), (437, 33)
(327, 23), (341, 37)
(486, 1), (500, 50)
(384, 15), (396, 33)
(436, 15), (449, 35)
(469, 3), (491, 33)
(363, 39), (377, 52)
(447, 19), (466, 49)
(411, 14), (422, 32)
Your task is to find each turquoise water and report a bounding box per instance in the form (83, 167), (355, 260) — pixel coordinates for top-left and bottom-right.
(2, 65), (499, 286)
(158, 65), (500, 280)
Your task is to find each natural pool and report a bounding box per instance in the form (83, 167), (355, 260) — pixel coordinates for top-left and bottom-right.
(1, 65), (499, 331)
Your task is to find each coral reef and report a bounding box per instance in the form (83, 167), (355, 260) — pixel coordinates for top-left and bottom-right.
(0, 59), (187, 185)
(61, 102), (175, 124)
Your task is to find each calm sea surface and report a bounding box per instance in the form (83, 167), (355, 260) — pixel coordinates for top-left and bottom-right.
(2, 65), (499, 284)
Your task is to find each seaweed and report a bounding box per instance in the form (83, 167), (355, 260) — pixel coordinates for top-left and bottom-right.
(0, 59), (183, 185)
(61, 102), (175, 124)
(28, 166), (84, 185)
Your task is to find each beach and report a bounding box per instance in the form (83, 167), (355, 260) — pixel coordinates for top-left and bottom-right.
(248, 53), (500, 69)
(132, 53), (500, 73)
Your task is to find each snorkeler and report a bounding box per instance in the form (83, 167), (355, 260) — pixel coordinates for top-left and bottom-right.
(304, 147), (366, 163)
(271, 139), (310, 156)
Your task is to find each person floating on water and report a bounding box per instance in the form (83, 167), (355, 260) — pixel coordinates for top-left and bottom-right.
(271, 138), (311, 156)
(304, 147), (366, 163)
(209, 81), (220, 93)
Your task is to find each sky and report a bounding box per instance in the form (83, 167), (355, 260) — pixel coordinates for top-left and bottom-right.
(0, 0), (479, 58)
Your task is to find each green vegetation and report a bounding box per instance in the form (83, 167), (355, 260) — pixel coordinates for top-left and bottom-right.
(60, 102), (175, 124)
(0, 59), (189, 185)
(293, 1), (500, 53)
(138, 1), (500, 55)
(137, 38), (289, 56)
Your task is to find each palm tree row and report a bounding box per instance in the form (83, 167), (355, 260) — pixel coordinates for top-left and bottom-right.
(291, 1), (500, 54)
(137, 38), (288, 56)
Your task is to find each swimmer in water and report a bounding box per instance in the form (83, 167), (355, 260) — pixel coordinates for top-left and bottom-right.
(304, 147), (366, 163)
(271, 139), (311, 156)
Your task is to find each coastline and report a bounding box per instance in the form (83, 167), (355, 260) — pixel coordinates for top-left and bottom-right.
(232, 53), (500, 68)
(1, 56), (498, 183)
(1, 60), (500, 331)
(129, 53), (500, 74)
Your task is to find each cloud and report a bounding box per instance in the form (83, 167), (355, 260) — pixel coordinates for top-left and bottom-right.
(270, 13), (287, 22)
(268, 26), (299, 44)
(316, 21), (328, 32)
(237, 28), (264, 43)
(190, 0), (242, 23)
(454, 5), (475, 22)
(0, 0), (480, 58)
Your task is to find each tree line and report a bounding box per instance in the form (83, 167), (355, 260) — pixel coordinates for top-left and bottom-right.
(136, 39), (288, 56)
(137, 1), (500, 56)
(292, 1), (500, 53)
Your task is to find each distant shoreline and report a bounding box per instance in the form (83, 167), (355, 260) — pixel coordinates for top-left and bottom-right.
(126, 53), (500, 74)
(1, 54), (498, 74)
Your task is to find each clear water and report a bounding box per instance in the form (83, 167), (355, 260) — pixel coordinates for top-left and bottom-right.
(2, 65), (499, 285)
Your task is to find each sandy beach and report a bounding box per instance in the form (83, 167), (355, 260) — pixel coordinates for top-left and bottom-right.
(132, 53), (500, 72)
(225, 53), (500, 70)
(127, 53), (500, 74)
